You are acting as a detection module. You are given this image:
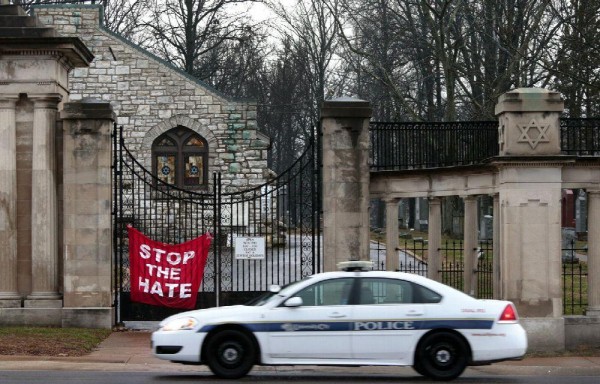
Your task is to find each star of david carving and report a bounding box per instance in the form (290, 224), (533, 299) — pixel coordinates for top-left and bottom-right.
(517, 119), (550, 149)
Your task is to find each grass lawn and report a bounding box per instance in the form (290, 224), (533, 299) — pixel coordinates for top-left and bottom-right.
(0, 326), (112, 357)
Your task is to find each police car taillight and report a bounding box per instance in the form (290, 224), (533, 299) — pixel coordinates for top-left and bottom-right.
(498, 304), (518, 322)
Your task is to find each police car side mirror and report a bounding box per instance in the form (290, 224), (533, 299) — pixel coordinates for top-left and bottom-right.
(284, 296), (303, 307)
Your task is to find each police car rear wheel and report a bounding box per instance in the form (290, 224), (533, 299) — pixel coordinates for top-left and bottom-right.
(417, 332), (468, 381)
(206, 330), (255, 379)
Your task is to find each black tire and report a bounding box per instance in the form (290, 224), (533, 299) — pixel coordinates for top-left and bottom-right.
(413, 359), (427, 376)
(205, 329), (256, 379)
(416, 332), (468, 381)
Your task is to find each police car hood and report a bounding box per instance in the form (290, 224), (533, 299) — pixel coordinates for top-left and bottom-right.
(160, 305), (264, 327)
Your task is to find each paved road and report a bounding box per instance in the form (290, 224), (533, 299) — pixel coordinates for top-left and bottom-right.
(2, 332), (600, 382)
(2, 368), (600, 384)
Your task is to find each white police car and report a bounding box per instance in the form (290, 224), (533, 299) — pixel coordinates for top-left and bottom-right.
(152, 261), (527, 380)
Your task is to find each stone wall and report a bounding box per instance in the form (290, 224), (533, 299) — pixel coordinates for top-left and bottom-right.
(33, 4), (270, 190)
(565, 316), (600, 350)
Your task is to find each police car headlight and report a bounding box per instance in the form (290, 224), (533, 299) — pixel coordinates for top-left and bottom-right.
(161, 317), (198, 331)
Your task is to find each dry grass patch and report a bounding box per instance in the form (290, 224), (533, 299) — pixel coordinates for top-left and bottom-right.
(0, 327), (112, 357)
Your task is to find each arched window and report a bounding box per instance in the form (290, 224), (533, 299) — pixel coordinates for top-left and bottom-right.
(152, 126), (208, 188)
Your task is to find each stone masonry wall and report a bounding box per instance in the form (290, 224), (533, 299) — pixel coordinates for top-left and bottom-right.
(33, 5), (269, 190)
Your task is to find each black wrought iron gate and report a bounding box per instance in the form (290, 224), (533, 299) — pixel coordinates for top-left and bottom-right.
(112, 125), (322, 322)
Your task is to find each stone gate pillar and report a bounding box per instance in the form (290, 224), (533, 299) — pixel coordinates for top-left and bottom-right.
(0, 2), (93, 326)
(60, 100), (115, 328)
(495, 88), (565, 350)
(27, 95), (62, 304)
(321, 97), (372, 271)
(0, 96), (21, 305)
(587, 190), (600, 316)
(493, 193), (501, 299)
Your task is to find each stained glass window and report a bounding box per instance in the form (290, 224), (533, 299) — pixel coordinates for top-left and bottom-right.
(156, 155), (176, 184)
(184, 155), (203, 186)
(152, 126), (208, 188)
(185, 137), (204, 147)
(156, 137), (175, 147)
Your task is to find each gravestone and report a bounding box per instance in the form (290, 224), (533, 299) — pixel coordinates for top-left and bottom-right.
(480, 215), (493, 240)
(561, 227), (577, 263)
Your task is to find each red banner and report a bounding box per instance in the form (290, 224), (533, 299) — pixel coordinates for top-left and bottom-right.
(128, 225), (212, 309)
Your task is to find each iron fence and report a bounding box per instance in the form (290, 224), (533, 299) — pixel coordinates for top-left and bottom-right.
(113, 125), (219, 322)
(370, 118), (600, 170)
(398, 237), (428, 276)
(113, 124), (322, 321)
(370, 234), (387, 270)
(439, 240), (464, 291)
(562, 239), (588, 315)
(370, 233), (428, 276)
(561, 118), (600, 156)
(373, 232), (589, 312)
(475, 239), (494, 299)
(439, 239), (493, 298)
(370, 234), (493, 299)
(369, 121), (498, 170)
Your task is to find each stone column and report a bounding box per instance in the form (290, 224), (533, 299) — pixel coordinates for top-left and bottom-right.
(384, 198), (400, 271)
(587, 190), (600, 316)
(414, 198), (421, 231)
(495, 88), (565, 352)
(463, 196), (478, 296)
(27, 95), (62, 303)
(427, 197), (442, 282)
(0, 97), (21, 306)
(493, 194), (501, 299)
(321, 97), (372, 271)
(496, 88), (564, 318)
(60, 100), (115, 328)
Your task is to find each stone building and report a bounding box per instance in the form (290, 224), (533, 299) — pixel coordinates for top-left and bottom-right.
(33, 3), (271, 190)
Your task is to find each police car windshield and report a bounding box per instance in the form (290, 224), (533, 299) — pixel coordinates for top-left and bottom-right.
(246, 278), (311, 306)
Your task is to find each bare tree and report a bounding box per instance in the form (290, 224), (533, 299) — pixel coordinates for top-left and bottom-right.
(329, 0), (444, 121)
(330, 0), (568, 234)
(549, 0), (600, 117)
(268, 0), (341, 126)
(204, 31), (271, 98)
(332, 0), (566, 121)
(258, 37), (315, 172)
(452, 0), (561, 119)
(143, 0), (261, 80)
(101, 0), (150, 45)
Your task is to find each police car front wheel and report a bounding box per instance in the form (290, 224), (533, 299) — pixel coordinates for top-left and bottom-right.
(205, 329), (256, 379)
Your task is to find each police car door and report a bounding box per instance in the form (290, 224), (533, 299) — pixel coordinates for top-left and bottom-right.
(351, 278), (424, 363)
(265, 277), (354, 360)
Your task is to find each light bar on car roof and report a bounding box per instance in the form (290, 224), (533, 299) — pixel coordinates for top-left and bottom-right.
(337, 260), (373, 271)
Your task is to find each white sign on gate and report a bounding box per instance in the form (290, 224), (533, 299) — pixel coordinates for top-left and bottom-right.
(234, 237), (266, 260)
